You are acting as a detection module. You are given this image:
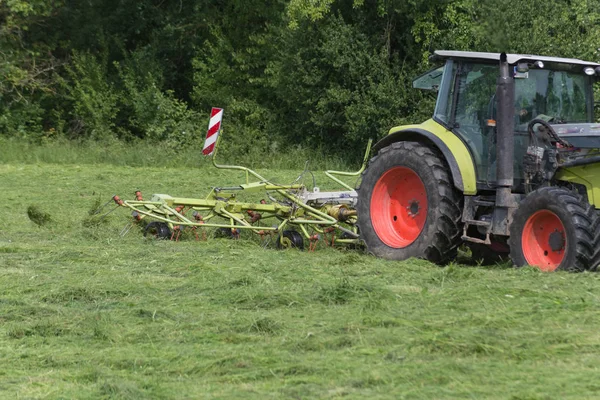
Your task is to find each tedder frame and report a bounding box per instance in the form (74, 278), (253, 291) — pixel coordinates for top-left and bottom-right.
(106, 134), (372, 250)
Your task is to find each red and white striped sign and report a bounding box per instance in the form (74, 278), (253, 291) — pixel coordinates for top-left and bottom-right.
(202, 107), (223, 155)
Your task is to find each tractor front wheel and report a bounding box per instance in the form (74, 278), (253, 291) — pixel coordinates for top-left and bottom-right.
(357, 141), (463, 263)
(508, 187), (598, 271)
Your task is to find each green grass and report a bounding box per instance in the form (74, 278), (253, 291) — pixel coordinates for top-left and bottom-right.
(2, 156), (600, 399)
(0, 137), (353, 171)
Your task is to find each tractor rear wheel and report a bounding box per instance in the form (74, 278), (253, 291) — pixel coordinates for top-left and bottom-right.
(508, 187), (598, 271)
(357, 141), (463, 264)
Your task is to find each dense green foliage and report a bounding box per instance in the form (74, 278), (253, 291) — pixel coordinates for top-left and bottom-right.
(4, 161), (600, 398)
(1, 0), (599, 161)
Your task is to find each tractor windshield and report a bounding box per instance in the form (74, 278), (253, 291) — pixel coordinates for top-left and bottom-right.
(515, 69), (593, 128)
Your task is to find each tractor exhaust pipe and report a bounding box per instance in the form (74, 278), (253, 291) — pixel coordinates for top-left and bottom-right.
(496, 52), (515, 188)
(492, 53), (516, 235)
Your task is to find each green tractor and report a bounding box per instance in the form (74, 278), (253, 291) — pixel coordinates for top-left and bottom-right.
(357, 51), (600, 271)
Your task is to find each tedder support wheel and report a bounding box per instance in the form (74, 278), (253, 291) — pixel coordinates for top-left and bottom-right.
(357, 141), (463, 264)
(277, 230), (304, 250)
(508, 187), (599, 272)
(144, 221), (171, 240)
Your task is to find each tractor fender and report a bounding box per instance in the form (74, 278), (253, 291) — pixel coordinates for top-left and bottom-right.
(555, 164), (600, 208)
(372, 123), (477, 195)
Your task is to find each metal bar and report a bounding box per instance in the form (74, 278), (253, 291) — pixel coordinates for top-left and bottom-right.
(277, 220), (289, 246)
(299, 224), (311, 239)
(276, 190), (337, 225)
(324, 139), (372, 190)
(219, 208), (256, 230)
(122, 203), (277, 230)
(211, 135), (272, 184)
(123, 201), (164, 206)
(334, 239), (360, 245)
(161, 205), (194, 225)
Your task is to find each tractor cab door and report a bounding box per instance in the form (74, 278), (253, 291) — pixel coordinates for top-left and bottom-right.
(434, 61), (500, 186)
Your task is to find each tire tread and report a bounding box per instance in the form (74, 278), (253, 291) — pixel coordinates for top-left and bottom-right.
(357, 141), (463, 264)
(508, 186), (599, 271)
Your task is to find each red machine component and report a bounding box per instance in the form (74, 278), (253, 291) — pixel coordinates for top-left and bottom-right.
(247, 210), (262, 223)
(308, 234), (320, 252)
(193, 211), (203, 222)
(113, 195), (124, 206)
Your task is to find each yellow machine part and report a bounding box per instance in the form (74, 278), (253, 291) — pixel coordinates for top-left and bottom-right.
(555, 163), (600, 209)
(387, 119), (477, 195)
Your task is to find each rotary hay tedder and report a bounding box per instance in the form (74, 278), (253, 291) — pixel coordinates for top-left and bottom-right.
(102, 135), (372, 251)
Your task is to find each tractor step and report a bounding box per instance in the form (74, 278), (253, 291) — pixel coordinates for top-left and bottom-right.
(463, 219), (491, 227)
(461, 235), (491, 245)
(461, 218), (492, 245)
(473, 199), (495, 207)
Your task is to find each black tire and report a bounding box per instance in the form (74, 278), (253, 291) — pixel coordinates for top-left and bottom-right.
(508, 187), (598, 271)
(468, 243), (508, 265)
(593, 211), (600, 271)
(144, 221), (171, 240)
(357, 141), (463, 264)
(277, 230), (304, 250)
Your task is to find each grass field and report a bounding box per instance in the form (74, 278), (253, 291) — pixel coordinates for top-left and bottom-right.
(2, 155), (600, 399)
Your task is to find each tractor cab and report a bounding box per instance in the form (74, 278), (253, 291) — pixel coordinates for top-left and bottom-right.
(414, 51), (600, 188)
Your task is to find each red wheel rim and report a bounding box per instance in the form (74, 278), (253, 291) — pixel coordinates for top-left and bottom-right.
(522, 210), (566, 271)
(370, 166), (427, 248)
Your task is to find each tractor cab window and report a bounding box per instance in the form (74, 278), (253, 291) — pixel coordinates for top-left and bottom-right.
(413, 66), (444, 91)
(514, 69), (592, 128)
(433, 61), (457, 124)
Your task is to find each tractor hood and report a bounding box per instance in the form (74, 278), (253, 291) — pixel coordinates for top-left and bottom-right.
(551, 122), (600, 148)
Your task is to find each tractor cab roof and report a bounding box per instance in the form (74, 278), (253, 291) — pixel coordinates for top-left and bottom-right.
(432, 50), (600, 68)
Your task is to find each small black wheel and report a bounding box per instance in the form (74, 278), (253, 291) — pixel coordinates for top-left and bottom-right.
(144, 221), (171, 240)
(277, 230), (304, 250)
(508, 187), (598, 272)
(357, 141), (463, 264)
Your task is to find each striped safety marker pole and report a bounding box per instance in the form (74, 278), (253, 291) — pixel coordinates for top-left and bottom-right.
(202, 107), (224, 155)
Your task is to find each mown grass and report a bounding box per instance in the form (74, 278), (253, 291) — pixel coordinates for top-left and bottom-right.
(2, 153), (600, 398)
